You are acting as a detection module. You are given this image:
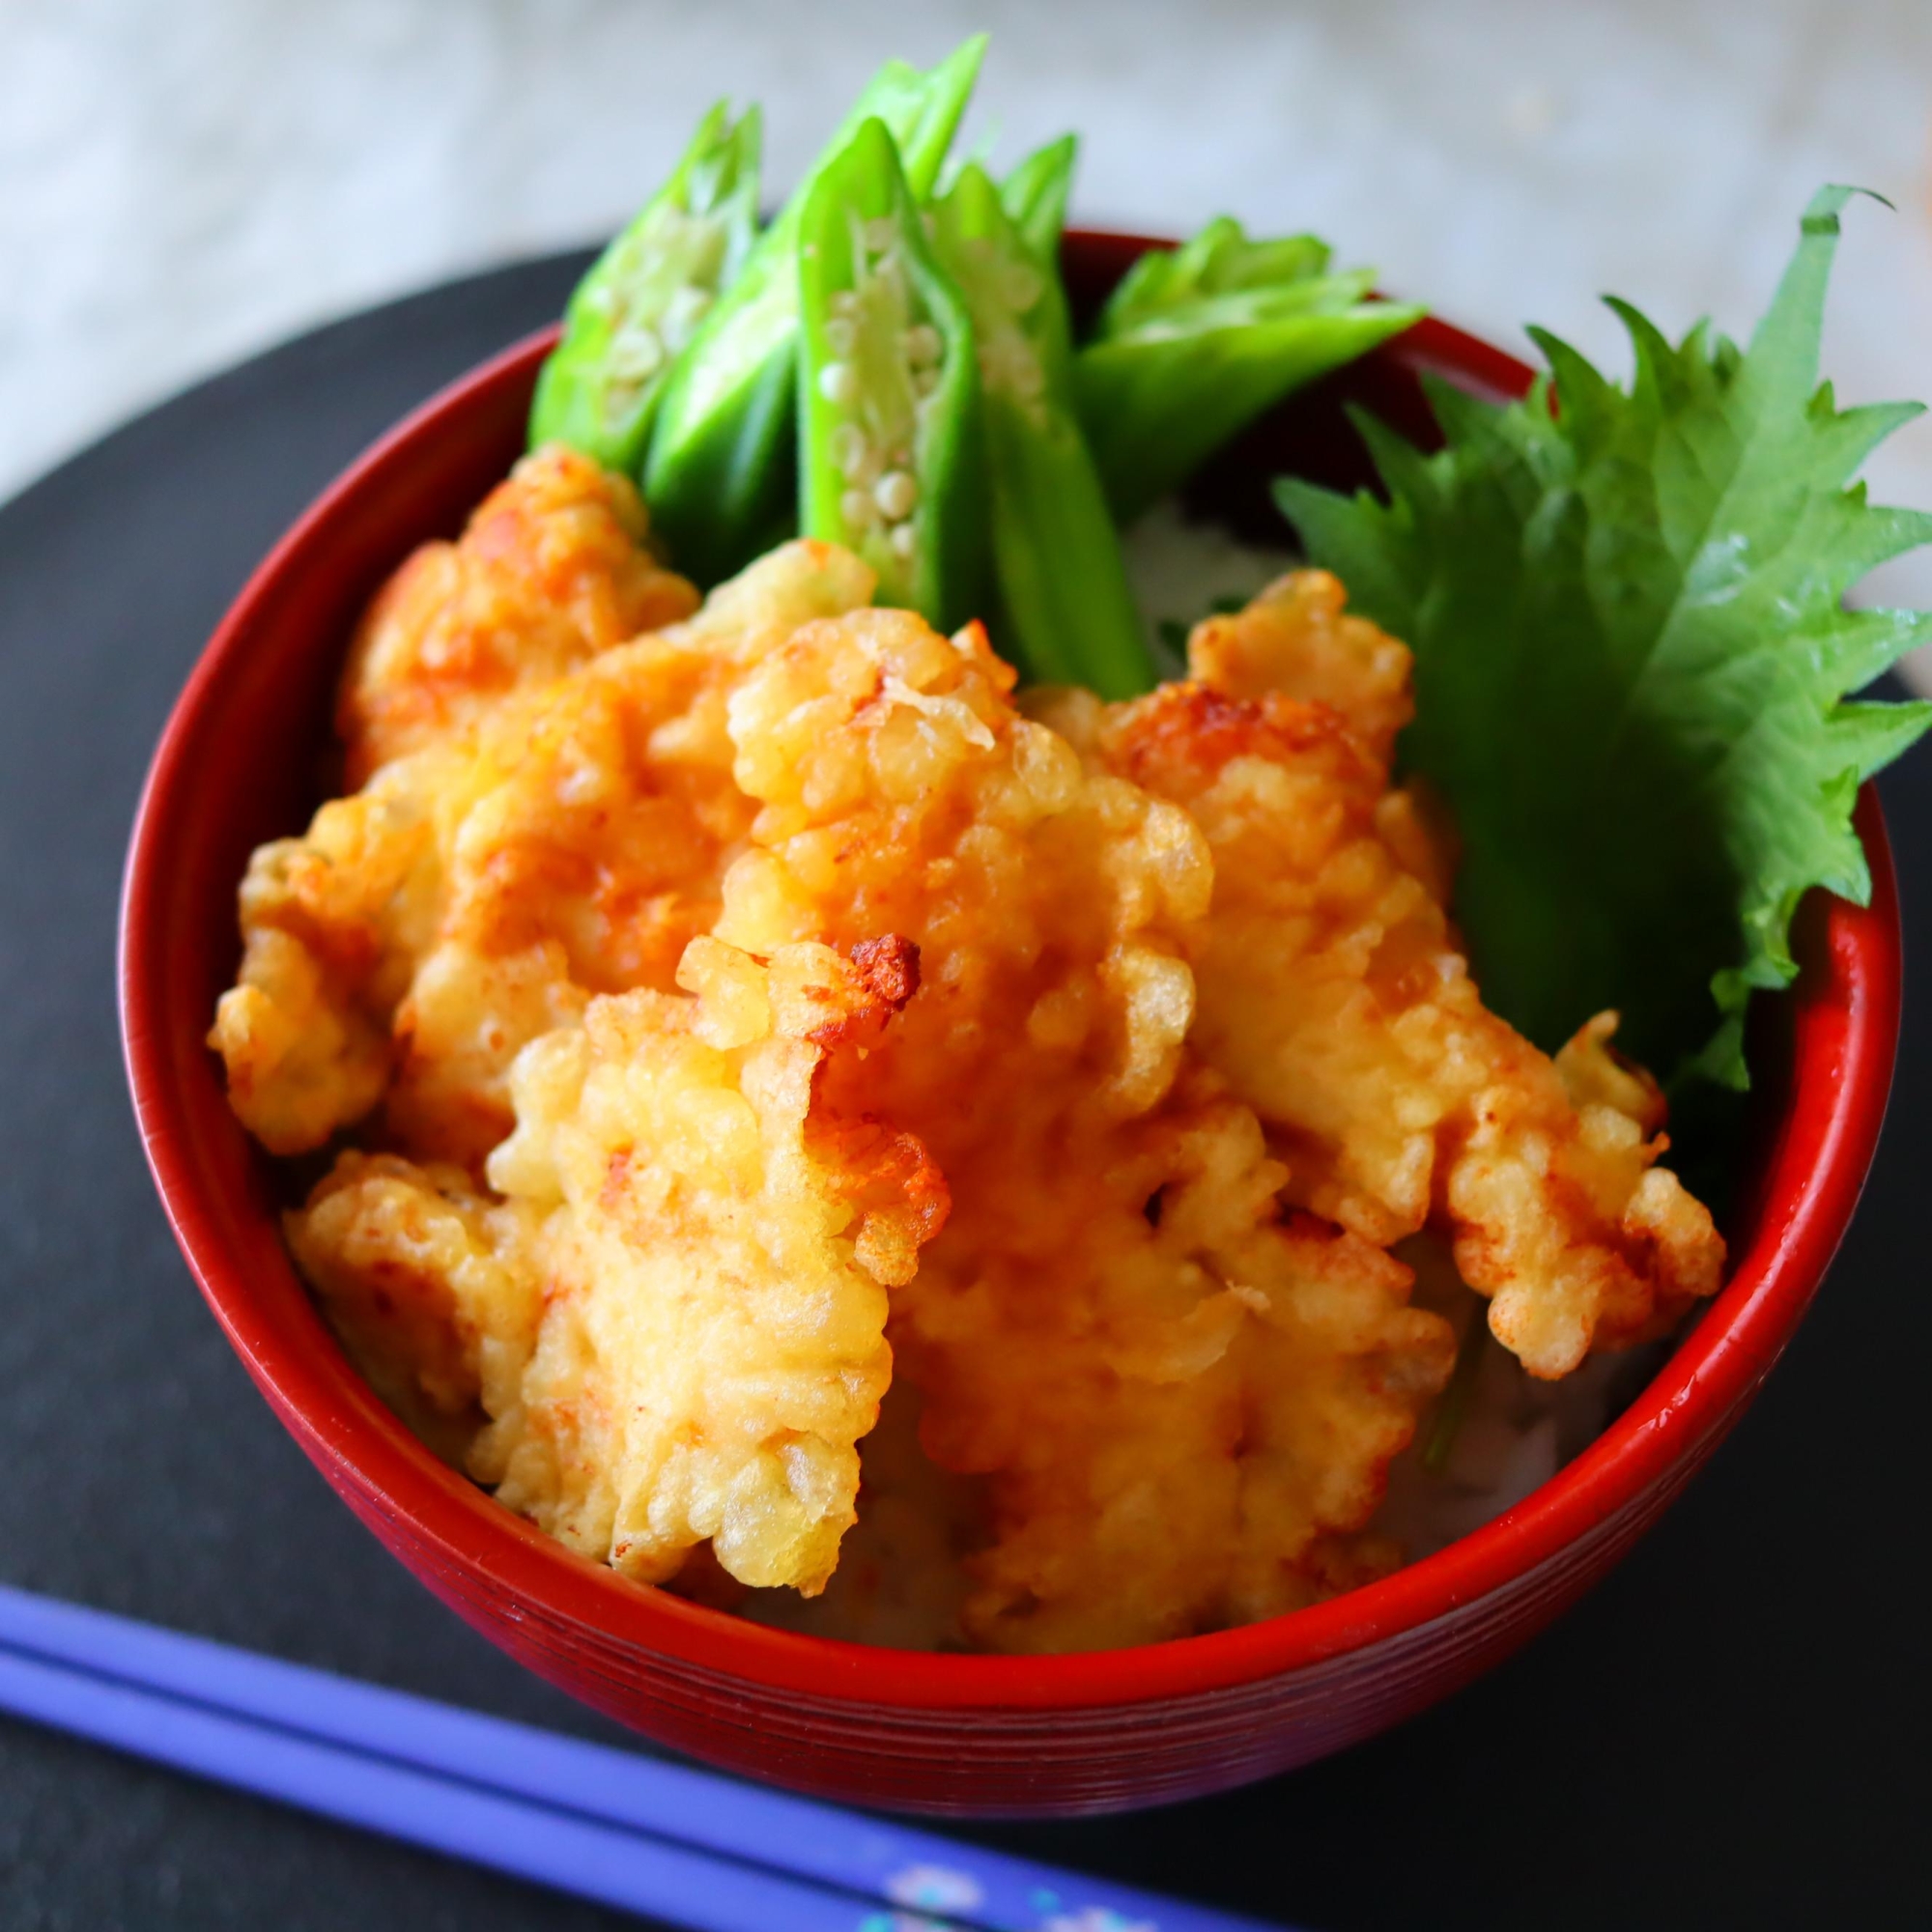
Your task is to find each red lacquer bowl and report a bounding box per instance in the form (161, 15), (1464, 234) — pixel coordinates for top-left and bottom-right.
(119, 233), (1902, 1817)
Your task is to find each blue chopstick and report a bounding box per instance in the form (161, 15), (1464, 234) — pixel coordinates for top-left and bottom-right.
(0, 1583), (1289, 1932)
(0, 1641), (885, 1932)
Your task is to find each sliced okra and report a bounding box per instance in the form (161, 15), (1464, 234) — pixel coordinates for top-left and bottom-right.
(1076, 216), (1425, 525)
(640, 37), (986, 587)
(528, 101), (762, 476)
(929, 151), (1155, 697)
(797, 118), (987, 633)
(997, 131), (1078, 268)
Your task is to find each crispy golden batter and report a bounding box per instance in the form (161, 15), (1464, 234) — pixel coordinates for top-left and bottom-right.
(292, 939), (944, 1595)
(209, 766), (442, 1154)
(713, 607), (1454, 1648)
(286, 1151), (541, 1461)
(218, 521), (1723, 1647)
(742, 1378), (982, 1649)
(392, 539), (879, 1165)
(338, 445), (699, 785)
(893, 1079), (1453, 1651)
(211, 537), (876, 1164)
(478, 942), (942, 1592)
(1187, 567), (1413, 765)
(1063, 572), (1725, 1379)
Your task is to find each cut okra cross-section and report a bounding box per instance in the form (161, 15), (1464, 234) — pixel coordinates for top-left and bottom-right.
(797, 118), (986, 632)
(528, 100), (761, 475)
(641, 37), (986, 587)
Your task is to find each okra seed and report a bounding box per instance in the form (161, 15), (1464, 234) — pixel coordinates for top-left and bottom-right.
(1003, 263), (1044, 312)
(863, 216), (898, 255)
(817, 361), (858, 406)
(824, 316), (857, 358)
(912, 364), (941, 399)
(890, 522), (918, 561)
(831, 423), (871, 478)
(607, 326), (665, 381)
(840, 488), (880, 530)
(661, 285), (713, 351)
(902, 325), (942, 368)
(874, 470), (919, 521)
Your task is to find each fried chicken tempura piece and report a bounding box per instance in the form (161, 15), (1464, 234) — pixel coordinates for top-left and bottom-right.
(392, 540), (879, 1166)
(462, 939), (945, 1594)
(208, 767), (440, 1154)
(715, 605), (1453, 1648)
(1065, 573), (1724, 1379)
(287, 936), (941, 1594)
(1186, 567), (1413, 765)
(906, 1082), (1453, 1652)
(717, 606), (1210, 1122)
(285, 1151), (541, 1462)
(337, 444), (699, 785)
(227, 523), (1717, 1641)
(212, 539), (877, 1164)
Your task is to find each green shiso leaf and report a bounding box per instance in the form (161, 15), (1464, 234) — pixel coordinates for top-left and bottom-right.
(1276, 185), (1932, 1091)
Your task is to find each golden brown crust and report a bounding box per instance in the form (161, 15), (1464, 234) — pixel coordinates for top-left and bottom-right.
(285, 1151), (542, 1462)
(473, 943), (944, 1593)
(210, 539), (878, 1166)
(337, 445), (698, 785)
(219, 525), (1723, 1645)
(1088, 583), (1724, 1379)
(710, 607), (1454, 1649)
(1185, 568), (1413, 765)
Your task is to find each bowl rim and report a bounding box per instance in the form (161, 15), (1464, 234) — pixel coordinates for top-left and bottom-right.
(119, 233), (1903, 1713)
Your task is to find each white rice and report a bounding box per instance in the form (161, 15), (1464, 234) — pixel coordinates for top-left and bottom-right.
(1371, 1322), (1661, 1562)
(1120, 497), (1301, 675)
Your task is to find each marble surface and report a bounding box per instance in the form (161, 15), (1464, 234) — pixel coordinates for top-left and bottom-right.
(5, 0), (1931, 657)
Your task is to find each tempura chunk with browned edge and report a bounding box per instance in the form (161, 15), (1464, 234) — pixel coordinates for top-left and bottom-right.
(286, 1151), (542, 1463)
(466, 937), (947, 1595)
(1187, 567), (1413, 766)
(388, 540), (879, 1166)
(1067, 572), (1724, 1378)
(337, 444), (699, 785)
(900, 1078), (1454, 1653)
(211, 539), (877, 1166)
(209, 764), (441, 1154)
(714, 605), (1453, 1648)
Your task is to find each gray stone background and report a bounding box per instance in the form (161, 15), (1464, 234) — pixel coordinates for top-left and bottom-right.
(4, 0), (1931, 673)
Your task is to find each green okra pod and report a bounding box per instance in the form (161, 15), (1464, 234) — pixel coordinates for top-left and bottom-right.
(528, 101), (762, 475)
(929, 148), (1155, 697)
(1076, 216), (1425, 525)
(641, 37), (987, 586)
(997, 131), (1078, 267)
(797, 119), (987, 633)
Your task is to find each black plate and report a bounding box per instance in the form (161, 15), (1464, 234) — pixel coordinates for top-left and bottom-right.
(1, 255), (1925, 1930)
